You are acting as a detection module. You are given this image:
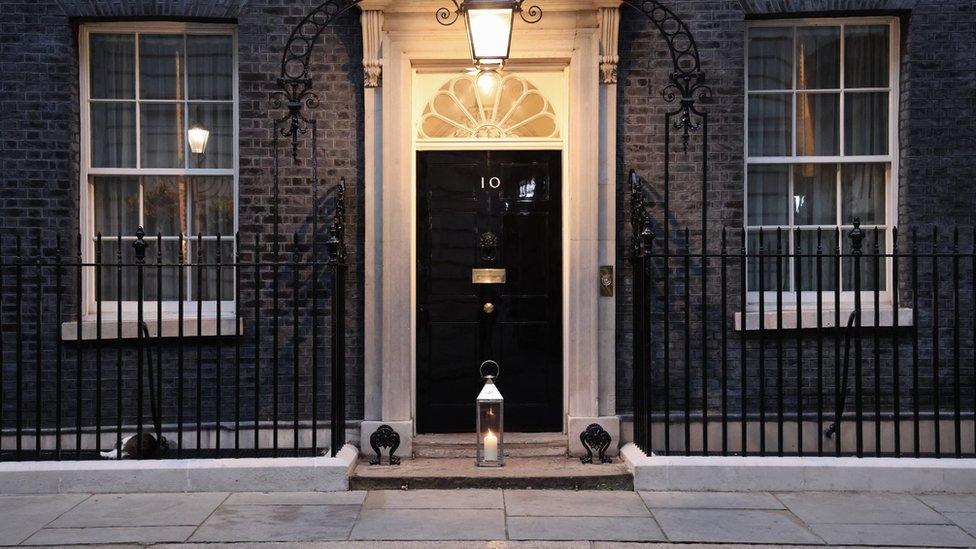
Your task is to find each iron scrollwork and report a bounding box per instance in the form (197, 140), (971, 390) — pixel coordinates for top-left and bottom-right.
(368, 424), (402, 466)
(621, 0), (711, 154)
(273, 0), (362, 160)
(579, 423), (613, 464)
(628, 170), (653, 259)
(436, 0), (543, 27)
(326, 178), (348, 266)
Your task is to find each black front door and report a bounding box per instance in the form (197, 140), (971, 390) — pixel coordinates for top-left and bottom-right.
(417, 150), (563, 433)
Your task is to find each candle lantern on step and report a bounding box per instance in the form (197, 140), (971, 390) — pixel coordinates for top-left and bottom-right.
(476, 360), (504, 467)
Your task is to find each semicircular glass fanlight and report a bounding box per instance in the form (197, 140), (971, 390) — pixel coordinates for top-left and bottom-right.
(419, 72), (559, 140)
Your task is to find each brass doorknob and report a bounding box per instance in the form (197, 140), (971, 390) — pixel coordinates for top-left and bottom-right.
(483, 302), (495, 314)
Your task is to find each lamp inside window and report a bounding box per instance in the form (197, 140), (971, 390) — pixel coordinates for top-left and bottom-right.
(188, 123), (210, 155)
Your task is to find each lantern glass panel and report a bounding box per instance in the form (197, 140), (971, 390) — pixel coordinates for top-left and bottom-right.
(466, 7), (514, 62)
(477, 400), (504, 466)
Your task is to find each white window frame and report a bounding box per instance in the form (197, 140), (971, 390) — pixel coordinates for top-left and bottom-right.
(744, 16), (900, 309)
(78, 21), (239, 319)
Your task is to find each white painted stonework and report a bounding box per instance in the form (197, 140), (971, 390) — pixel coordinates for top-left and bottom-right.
(358, 0), (623, 457)
(620, 443), (976, 493)
(0, 444), (359, 494)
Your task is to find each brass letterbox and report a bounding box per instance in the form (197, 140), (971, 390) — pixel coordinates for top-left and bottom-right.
(472, 268), (506, 284)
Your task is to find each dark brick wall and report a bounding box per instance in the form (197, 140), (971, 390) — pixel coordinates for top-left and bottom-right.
(1, 0), (973, 448)
(615, 0), (976, 426)
(0, 0), (365, 441)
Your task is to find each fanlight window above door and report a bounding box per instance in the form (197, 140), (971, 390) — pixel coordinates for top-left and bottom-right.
(419, 73), (559, 140)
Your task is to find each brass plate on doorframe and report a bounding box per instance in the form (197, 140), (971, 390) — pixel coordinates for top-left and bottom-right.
(472, 268), (507, 284)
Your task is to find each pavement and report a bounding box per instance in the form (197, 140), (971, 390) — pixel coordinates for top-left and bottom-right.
(0, 489), (974, 547)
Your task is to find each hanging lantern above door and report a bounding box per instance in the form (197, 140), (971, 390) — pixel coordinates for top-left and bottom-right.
(436, 0), (543, 69)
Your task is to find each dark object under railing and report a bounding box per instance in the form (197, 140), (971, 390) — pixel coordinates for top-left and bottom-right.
(824, 310), (859, 441)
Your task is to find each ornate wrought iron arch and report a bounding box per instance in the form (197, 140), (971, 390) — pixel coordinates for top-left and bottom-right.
(273, 0), (363, 161)
(619, 0), (711, 153)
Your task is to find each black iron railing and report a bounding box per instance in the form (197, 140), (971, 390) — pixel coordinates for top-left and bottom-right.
(0, 185), (348, 462)
(629, 171), (976, 458)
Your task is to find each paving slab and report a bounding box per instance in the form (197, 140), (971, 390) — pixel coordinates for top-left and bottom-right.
(49, 492), (227, 528)
(190, 504), (360, 542)
(156, 540), (584, 549)
(21, 526), (195, 545)
(224, 491), (367, 505)
(640, 491), (784, 509)
(595, 544), (820, 549)
(652, 509), (823, 544)
(917, 493), (976, 512)
(807, 522), (975, 547)
(945, 512), (976, 537)
(0, 493), (89, 545)
(507, 516), (665, 541)
(28, 545), (144, 549)
(364, 489), (503, 509)
(776, 491), (949, 525)
(504, 490), (650, 517)
(350, 508), (506, 540)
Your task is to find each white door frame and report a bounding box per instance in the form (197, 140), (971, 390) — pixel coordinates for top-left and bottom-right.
(360, 2), (617, 455)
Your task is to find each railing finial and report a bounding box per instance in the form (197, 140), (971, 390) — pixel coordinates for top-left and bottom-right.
(133, 227), (147, 263)
(849, 218), (864, 255)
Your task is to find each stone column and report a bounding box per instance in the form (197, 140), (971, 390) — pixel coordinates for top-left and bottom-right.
(359, 3), (414, 459)
(567, 2), (623, 457)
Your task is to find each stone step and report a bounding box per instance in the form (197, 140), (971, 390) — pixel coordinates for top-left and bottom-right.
(413, 433), (568, 458)
(350, 456), (632, 490)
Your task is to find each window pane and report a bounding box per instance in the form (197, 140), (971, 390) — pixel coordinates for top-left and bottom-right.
(143, 239), (184, 300)
(793, 164), (837, 225)
(187, 35), (233, 100)
(191, 176), (234, 235)
(842, 229), (886, 291)
(844, 92), (888, 155)
(796, 26), (839, 89)
(796, 92), (839, 156)
(845, 25), (889, 88)
(97, 240), (138, 301)
(795, 229), (838, 291)
(143, 176), (187, 236)
(194, 240), (235, 301)
(92, 176), (139, 237)
(91, 103), (136, 168)
(141, 103), (185, 168)
(747, 165), (789, 226)
(747, 230), (789, 292)
(841, 163), (886, 225)
(748, 27), (793, 90)
(188, 103), (233, 168)
(748, 94), (792, 156)
(139, 35), (185, 100)
(90, 34), (134, 99)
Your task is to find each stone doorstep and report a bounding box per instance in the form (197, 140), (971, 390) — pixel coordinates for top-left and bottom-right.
(620, 443), (976, 493)
(413, 432), (569, 458)
(350, 456), (633, 491)
(0, 444), (359, 494)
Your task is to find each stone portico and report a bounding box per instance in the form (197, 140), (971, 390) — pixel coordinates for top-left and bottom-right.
(357, 0), (626, 458)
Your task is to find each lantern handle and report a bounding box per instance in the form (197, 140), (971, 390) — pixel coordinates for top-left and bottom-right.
(479, 360), (500, 379)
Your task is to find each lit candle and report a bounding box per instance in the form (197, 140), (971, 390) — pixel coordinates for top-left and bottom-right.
(484, 428), (498, 461)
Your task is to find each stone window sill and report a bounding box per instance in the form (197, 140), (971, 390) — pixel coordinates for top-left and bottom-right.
(61, 314), (241, 341)
(734, 307), (914, 331)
